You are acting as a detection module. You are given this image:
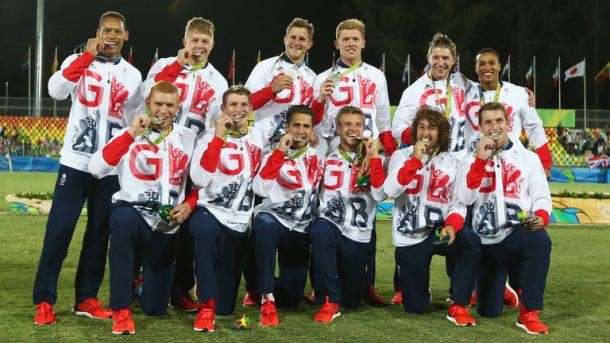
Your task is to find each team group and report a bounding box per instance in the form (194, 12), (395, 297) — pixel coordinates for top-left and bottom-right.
(31, 10), (553, 336)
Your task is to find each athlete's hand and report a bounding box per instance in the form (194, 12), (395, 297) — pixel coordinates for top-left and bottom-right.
(170, 203), (192, 225)
(277, 133), (294, 153)
(364, 138), (379, 158)
(215, 114), (232, 139)
(414, 139), (429, 160)
(128, 114), (150, 137)
(308, 132), (319, 147)
(176, 48), (189, 65)
(86, 37), (104, 56)
(525, 87), (536, 107)
(476, 135), (496, 160)
(442, 225), (456, 245)
(524, 216), (544, 230)
(317, 79), (335, 103)
(271, 74), (293, 93)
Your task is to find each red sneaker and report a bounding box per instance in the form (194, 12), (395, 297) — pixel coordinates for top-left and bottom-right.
(194, 300), (215, 332)
(390, 290), (403, 305)
(470, 290), (477, 307)
(34, 301), (56, 325)
(447, 303), (476, 326)
(243, 291), (260, 308)
(516, 304), (548, 335)
(504, 283), (519, 307)
(367, 287), (386, 305)
(172, 295), (199, 312)
(111, 308), (135, 335)
(314, 296), (340, 323)
(260, 297), (280, 327)
(73, 298), (112, 319)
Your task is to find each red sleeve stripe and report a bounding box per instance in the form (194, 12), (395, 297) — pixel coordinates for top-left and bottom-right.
(397, 156), (423, 186)
(401, 127), (413, 145)
(153, 60), (184, 83)
(311, 100), (325, 125)
(101, 131), (134, 166)
(466, 157), (488, 189)
(445, 213), (465, 233)
(369, 157), (386, 188)
(200, 136), (224, 173)
(250, 86), (275, 110)
(184, 189), (199, 210)
(62, 51), (95, 82)
(378, 131), (397, 156)
(259, 149), (286, 180)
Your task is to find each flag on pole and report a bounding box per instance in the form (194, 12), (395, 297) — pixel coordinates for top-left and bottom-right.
(594, 61), (610, 84)
(454, 54), (460, 73)
(228, 49), (236, 85)
(150, 48), (158, 67)
(256, 50), (261, 63)
(564, 59), (585, 81)
(401, 55), (410, 84)
(501, 55), (510, 80)
(332, 52), (336, 67)
(380, 53), (386, 74)
(552, 63), (560, 89)
(127, 46), (134, 65)
(21, 48), (30, 72)
(305, 52), (309, 66)
(51, 46), (59, 74)
(525, 57), (535, 88)
(421, 64), (430, 76)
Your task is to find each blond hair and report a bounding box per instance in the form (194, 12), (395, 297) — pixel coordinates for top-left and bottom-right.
(184, 17), (215, 37)
(427, 32), (457, 58)
(335, 18), (365, 39)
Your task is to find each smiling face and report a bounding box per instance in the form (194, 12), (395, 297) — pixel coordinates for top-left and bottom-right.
(479, 108), (509, 146)
(335, 29), (365, 65)
(221, 93), (251, 130)
(285, 112), (313, 149)
(427, 47), (455, 80)
(147, 89), (179, 131)
(337, 112), (365, 151)
(97, 17), (128, 58)
(284, 27), (312, 64)
(183, 30), (214, 65)
(475, 52), (501, 88)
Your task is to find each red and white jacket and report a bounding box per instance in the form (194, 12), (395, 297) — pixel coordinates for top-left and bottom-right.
(89, 125), (197, 233)
(311, 62), (396, 155)
(383, 147), (464, 247)
(464, 81), (552, 170)
(252, 140), (327, 233)
(245, 55), (316, 125)
(317, 148), (387, 243)
(49, 52), (142, 172)
(141, 57), (228, 135)
(190, 127), (269, 233)
(392, 73), (469, 153)
(455, 141), (552, 245)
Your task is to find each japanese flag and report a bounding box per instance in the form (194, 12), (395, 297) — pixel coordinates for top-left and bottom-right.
(564, 60), (585, 81)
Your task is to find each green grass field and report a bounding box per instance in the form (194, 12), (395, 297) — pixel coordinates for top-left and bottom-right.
(1, 172), (610, 342)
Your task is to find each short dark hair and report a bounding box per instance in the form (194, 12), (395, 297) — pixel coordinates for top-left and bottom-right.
(286, 17), (314, 40)
(222, 85), (251, 106)
(285, 105), (313, 125)
(99, 11), (127, 30)
(475, 48), (500, 61)
(335, 105), (365, 125)
(411, 107), (450, 152)
(478, 102), (506, 125)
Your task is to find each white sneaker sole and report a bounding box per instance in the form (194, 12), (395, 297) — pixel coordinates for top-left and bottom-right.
(193, 320), (215, 333)
(315, 312), (341, 323)
(72, 309), (110, 320)
(505, 282), (519, 307)
(112, 329), (135, 335)
(446, 315), (476, 326)
(516, 321), (547, 335)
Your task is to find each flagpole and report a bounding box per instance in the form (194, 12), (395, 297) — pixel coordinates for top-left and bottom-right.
(533, 56), (537, 96)
(582, 57), (587, 130)
(232, 49), (236, 86)
(407, 54), (411, 86)
(34, 0), (45, 117)
(558, 57), (562, 109)
(28, 45), (32, 117)
(53, 46), (57, 117)
(508, 54), (511, 83)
